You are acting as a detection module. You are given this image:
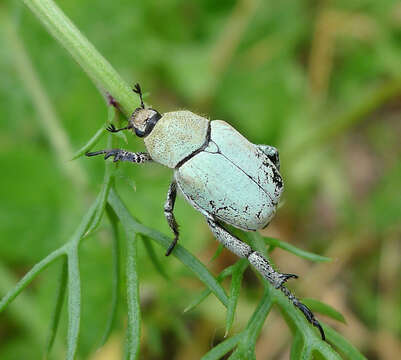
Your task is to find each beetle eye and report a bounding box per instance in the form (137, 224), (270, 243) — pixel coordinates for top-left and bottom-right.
(142, 111), (161, 136)
(135, 128), (145, 137)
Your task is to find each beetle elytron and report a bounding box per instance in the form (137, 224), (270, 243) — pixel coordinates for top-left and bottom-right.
(87, 84), (325, 340)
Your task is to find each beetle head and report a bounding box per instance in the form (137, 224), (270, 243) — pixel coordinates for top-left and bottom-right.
(130, 107), (161, 137)
(129, 83), (161, 137)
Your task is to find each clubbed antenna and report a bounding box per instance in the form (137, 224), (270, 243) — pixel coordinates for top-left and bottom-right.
(133, 83), (145, 109)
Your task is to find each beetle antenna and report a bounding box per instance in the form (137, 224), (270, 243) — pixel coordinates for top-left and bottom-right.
(133, 83), (145, 109)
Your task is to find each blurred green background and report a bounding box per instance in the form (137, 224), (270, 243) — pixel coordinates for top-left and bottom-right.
(1, 0), (401, 359)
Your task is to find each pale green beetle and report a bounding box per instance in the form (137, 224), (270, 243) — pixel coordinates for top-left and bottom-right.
(87, 84), (325, 340)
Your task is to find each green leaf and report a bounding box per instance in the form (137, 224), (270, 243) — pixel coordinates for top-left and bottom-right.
(245, 231), (269, 256)
(210, 243), (224, 262)
(85, 126), (117, 238)
(142, 235), (169, 280)
(64, 198), (101, 359)
(227, 349), (242, 360)
(84, 177), (113, 238)
(66, 247), (81, 360)
(108, 189), (229, 308)
(44, 257), (68, 359)
(246, 232), (335, 352)
(125, 233), (141, 360)
(0, 263), (54, 351)
(184, 264), (236, 313)
(99, 206), (121, 347)
(71, 195), (101, 247)
(201, 333), (242, 360)
(290, 332), (311, 360)
(322, 324), (367, 360)
(0, 246), (67, 313)
(71, 126), (106, 160)
(232, 288), (273, 360)
(241, 288), (273, 346)
(262, 236), (331, 263)
(303, 299), (346, 324)
(225, 259), (248, 336)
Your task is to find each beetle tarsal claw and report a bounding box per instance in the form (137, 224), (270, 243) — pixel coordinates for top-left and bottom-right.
(279, 273), (298, 284)
(165, 236), (178, 256)
(85, 150), (107, 157)
(294, 301), (326, 341)
(279, 286), (326, 340)
(103, 150), (117, 160)
(106, 124), (117, 132)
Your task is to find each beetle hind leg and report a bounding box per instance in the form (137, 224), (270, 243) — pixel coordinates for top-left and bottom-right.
(206, 217), (325, 340)
(206, 218), (294, 288)
(164, 180), (179, 256)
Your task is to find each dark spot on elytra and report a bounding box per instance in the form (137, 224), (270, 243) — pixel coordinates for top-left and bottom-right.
(256, 210), (262, 219)
(272, 167), (283, 188)
(216, 206), (229, 214)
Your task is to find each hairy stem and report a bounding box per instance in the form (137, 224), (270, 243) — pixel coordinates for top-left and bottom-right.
(23, 0), (137, 116)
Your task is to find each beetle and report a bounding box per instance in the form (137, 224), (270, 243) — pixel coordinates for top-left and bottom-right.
(86, 84), (325, 340)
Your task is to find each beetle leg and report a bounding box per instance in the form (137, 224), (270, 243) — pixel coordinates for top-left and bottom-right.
(106, 124), (133, 133)
(205, 217), (326, 340)
(257, 145), (280, 170)
(164, 180), (179, 256)
(206, 218), (295, 286)
(86, 149), (152, 163)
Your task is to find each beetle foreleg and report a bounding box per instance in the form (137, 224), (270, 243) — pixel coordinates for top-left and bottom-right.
(86, 149), (152, 163)
(257, 145), (280, 170)
(106, 124), (133, 133)
(206, 217), (325, 340)
(164, 180), (179, 256)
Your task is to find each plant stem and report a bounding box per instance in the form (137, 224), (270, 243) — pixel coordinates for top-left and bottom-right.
(23, 0), (137, 116)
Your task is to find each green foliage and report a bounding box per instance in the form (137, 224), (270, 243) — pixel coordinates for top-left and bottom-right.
(1, 0), (401, 359)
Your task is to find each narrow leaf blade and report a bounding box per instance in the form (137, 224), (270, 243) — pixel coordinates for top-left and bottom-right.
(108, 189), (229, 307)
(125, 233), (141, 360)
(184, 265), (235, 313)
(225, 259), (248, 336)
(322, 324), (368, 360)
(99, 206), (121, 347)
(201, 333), (242, 360)
(45, 257), (68, 358)
(242, 288), (273, 345)
(290, 332), (311, 360)
(262, 236), (331, 262)
(142, 235), (169, 280)
(66, 248), (81, 360)
(71, 126), (106, 160)
(0, 246), (67, 313)
(303, 298), (346, 324)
